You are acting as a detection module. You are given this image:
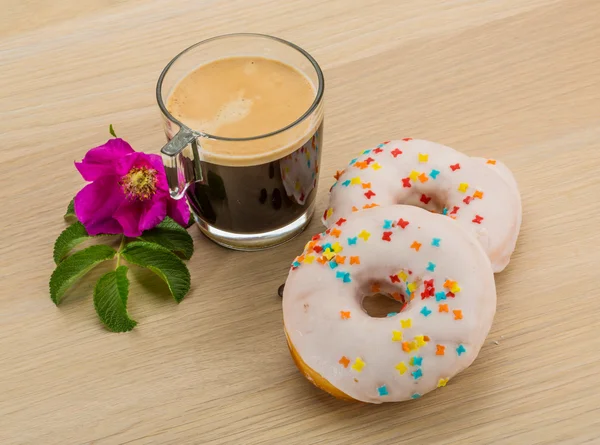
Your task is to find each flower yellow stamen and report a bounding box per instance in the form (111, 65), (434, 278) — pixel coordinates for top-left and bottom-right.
(120, 166), (158, 201)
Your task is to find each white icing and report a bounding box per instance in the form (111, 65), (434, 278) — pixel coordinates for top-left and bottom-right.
(323, 140), (522, 272)
(283, 205), (497, 403)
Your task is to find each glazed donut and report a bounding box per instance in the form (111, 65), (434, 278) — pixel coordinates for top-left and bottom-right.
(322, 139), (521, 272)
(283, 205), (496, 403)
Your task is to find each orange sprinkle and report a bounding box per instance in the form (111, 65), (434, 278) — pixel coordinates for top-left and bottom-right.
(436, 344), (446, 355)
(354, 161), (368, 169)
(330, 228), (342, 238)
(317, 257), (327, 265)
(340, 311), (351, 320)
(453, 309), (463, 320)
(487, 159), (497, 165)
(423, 335), (431, 342)
(334, 170), (343, 180)
(352, 206), (359, 212)
(410, 241), (422, 251)
(418, 173), (429, 183)
(402, 342), (411, 352)
(473, 190), (484, 199)
(391, 292), (403, 301)
(363, 203), (379, 209)
(443, 279), (456, 289)
(371, 283), (381, 293)
(339, 356), (350, 368)
(439, 304), (449, 313)
(350, 256), (360, 265)
(336, 255), (346, 265)
(361, 182), (372, 189)
(297, 255), (305, 263)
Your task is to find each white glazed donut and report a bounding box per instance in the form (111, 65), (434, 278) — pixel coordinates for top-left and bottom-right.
(283, 205), (496, 403)
(322, 139), (522, 272)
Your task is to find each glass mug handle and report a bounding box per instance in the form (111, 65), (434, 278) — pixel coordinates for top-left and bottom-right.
(160, 126), (203, 199)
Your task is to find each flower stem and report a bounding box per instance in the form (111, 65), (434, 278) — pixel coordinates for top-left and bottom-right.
(116, 235), (126, 268)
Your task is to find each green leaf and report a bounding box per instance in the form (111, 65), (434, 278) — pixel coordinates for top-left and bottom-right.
(53, 222), (92, 264)
(64, 199), (76, 221)
(186, 212), (195, 228)
(93, 266), (137, 332)
(109, 124), (117, 138)
(49, 245), (117, 305)
(121, 241), (190, 303)
(137, 217), (194, 259)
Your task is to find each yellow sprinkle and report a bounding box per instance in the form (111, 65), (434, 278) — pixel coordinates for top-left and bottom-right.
(323, 248), (336, 260)
(409, 170), (420, 181)
(303, 255), (315, 264)
(352, 357), (366, 372)
(395, 362), (408, 375)
(331, 242), (343, 253)
(407, 341), (417, 351)
(350, 177), (361, 185)
(451, 283), (461, 293)
(418, 153), (429, 163)
(407, 282), (417, 293)
(358, 230), (371, 241)
(295, 181), (301, 191)
(392, 330), (403, 342)
(397, 271), (408, 282)
(437, 378), (449, 387)
(415, 335), (426, 347)
(326, 208), (334, 218)
(372, 162), (382, 170)
(400, 319), (412, 329)
(458, 183), (469, 193)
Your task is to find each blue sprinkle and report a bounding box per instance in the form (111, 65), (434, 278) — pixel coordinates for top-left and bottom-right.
(336, 271), (346, 279)
(377, 144), (385, 148)
(292, 261), (301, 268)
(342, 180), (351, 187)
(331, 181), (338, 189)
(412, 369), (423, 380)
(429, 169), (440, 179)
(386, 312), (398, 317)
(383, 219), (393, 229)
(420, 306), (432, 317)
(363, 149), (372, 155)
(426, 262), (436, 272)
(307, 160), (311, 168)
(456, 345), (466, 356)
(435, 291), (447, 302)
(343, 273), (352, 283)
(431, 238), (441, 247)
(442, 207), (449, 215)
(329, 261), (338, 270)
(411, 393), (421, 399)
(349, 158), (358, 165)
(348, 237), (358, 245)
(412, 356), (423, 366)
(322, 243), (332, 251)
(377, 385), (389, 396)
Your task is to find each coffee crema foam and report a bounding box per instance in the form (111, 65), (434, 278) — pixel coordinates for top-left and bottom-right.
(167, 56), (321, 166)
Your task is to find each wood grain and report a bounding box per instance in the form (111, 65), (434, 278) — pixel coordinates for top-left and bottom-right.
(2, 0), (600, 443)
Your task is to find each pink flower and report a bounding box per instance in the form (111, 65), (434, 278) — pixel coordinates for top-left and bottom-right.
(74, 138), (190, 236)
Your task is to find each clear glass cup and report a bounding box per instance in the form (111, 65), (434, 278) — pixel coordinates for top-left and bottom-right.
(157, 34), (325, 250)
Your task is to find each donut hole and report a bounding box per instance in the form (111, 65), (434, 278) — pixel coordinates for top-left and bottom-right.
(361, 292), (407, 318)
(401, 190), (448, 214)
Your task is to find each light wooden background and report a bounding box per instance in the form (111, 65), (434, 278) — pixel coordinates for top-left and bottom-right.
(2, 0), (600, 444)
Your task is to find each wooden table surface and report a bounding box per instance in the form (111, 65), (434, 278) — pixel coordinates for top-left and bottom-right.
(2, 1), (600, 443)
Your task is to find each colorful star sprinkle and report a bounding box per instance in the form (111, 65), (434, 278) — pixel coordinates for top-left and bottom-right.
(431, 237), (441, 247)
(450, 163), (461, 171)
(472, 215), (484, 224)
(323, 248), (335, 260)
(336, 217), (347, 226)
(411, 393), (421, 399)
(418, 153), (429, 163)
(418, 173), (429, 183)
(383, 219), (394, 229)
(411, 356), (423, 366)
(350, 256), (360, 265)
(412, 369), (423, 380)
(371, 162), (381, 170)
(352, 357), (365, 372)
(458, 182), (469, 193)
(382, 231), (393, 241)
(453, 309), (463, 320)
(486, 159), (496, 165)
(350, 177), (361, 185)
(456, 344), (466, 356)
(331, 242), (343, 253)
(364, 190), (376, 199)
(330, 228), (342, 238)
(397, 218), (410, 229)
(426, 262), (436, 272)
(395, 362), (408, 375)
(390, 274), (400, 283)
(400, 318), (412, 329)
(348, 237), (358, 245)
(402, 177), (412, 188)
(435, 291), (446, 301)
(420, 306), (432, 317)
(342, 179), (351, 187)
(377, 385), (389, 396)
(409, 170), (420, 182)
(473, 190), (484, 199)
(358, 230), (371, 241)
(340, 311), (351, 320)
(329, 261), (338, 270)
(392, 330), (403, 342)
(410, 241), (422, 251)
(420, 194), (432, 204)
(391, 148), (403, 157)
(437, 378), (449, 387)
(429, 169), (440, 179)
(362, 182), (371, 189)
(439, 304), (449, 313)
(339, 356), (350, 368)
(415, 335), (427, 347)
(335, 255), (346, 264)
(436, 345), (446, 355)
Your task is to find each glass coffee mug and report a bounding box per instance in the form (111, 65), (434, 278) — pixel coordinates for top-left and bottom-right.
(157, 34), (324, 250)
